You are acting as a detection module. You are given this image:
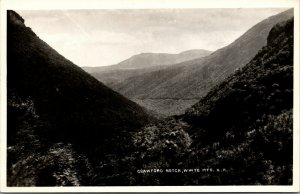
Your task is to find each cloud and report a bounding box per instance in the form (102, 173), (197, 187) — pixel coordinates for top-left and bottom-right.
(17, 8), (288, 67)
(90, 30), (139, 45)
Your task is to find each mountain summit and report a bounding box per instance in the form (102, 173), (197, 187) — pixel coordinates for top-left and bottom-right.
(82, 49), (212, 91)
(112, 49), (212, 69)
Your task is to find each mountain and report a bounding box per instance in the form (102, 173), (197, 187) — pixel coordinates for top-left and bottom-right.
(84, 49), (212, 71)
(7, 10), (152, 186)
(131, 17), (294, 185)
(109, 9), (293, 116)
(112, 49), (212, 69)
(82, 49), (212, 87)
(183, 17), (294, 185)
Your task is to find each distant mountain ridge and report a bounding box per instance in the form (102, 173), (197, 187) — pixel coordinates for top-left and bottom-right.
(108, 9), (293, 116)
(114, 49), (212, 69)
(83, 49), (212, 72)
(82, 49), (212, 93)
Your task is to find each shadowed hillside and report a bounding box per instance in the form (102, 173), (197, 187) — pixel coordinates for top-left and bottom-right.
(7, 10), (152, 186)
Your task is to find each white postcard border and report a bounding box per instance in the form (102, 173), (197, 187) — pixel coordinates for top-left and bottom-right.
(0, 0), (299, 192)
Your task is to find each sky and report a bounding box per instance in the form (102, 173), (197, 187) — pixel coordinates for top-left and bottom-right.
(18, 8), (287, 67)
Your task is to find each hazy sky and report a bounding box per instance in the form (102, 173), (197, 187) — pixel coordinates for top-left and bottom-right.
(18, 9), (287, 67)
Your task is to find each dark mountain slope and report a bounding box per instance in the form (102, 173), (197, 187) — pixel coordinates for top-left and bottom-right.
(7, 10), (152, 186)
(183, 17), (294, 185)
(130, 17), (294, 185)
(111, 9), (293, 116)
(185, 17), (294, 132)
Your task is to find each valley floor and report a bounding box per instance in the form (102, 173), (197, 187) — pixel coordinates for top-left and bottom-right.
(133, 98), (200, 117)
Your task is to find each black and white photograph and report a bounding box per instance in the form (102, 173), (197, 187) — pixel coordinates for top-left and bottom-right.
(0, 0), (299, 192)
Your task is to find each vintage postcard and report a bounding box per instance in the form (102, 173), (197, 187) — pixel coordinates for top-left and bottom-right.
(0, 0), (299, 192)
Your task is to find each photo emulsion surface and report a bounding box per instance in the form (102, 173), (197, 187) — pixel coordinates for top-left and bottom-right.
(7, 8), (294, 186)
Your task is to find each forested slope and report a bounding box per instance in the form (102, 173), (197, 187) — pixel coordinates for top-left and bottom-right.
(130, 17), (294, 185)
